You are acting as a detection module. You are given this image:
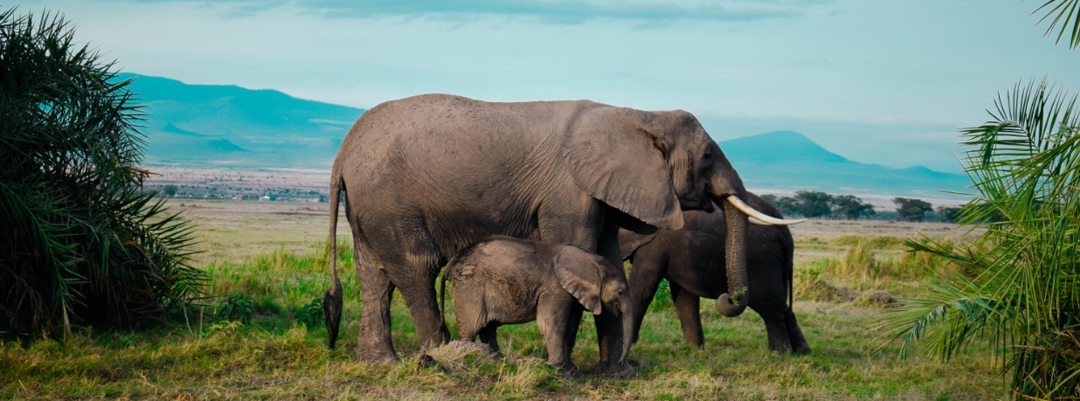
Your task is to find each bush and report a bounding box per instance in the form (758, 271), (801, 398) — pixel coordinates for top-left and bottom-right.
(885, 77), (1080, 399)
(0, 7), (202, 337)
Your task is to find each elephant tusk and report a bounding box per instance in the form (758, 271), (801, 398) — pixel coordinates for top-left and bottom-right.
(727, 196), (806, 225)
(748, 216), (769, 226)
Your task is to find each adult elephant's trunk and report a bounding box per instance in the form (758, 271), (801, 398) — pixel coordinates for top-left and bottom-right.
(618, 293), (634, 364)
(716, 197), (750, 317)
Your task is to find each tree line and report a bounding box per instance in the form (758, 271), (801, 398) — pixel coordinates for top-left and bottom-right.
(759, 190), (960, 222)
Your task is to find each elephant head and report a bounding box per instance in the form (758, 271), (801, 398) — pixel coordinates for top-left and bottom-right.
(565, 107), (801, 317)
(554, 245), (634, 365)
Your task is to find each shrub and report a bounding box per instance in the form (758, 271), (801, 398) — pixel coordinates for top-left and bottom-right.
(885, 77), (1080, 399)
(217, 292), (255, 323)
(0, 7), (202, 337)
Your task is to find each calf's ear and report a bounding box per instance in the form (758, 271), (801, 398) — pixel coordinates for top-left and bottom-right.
(553, 246), (603, 315)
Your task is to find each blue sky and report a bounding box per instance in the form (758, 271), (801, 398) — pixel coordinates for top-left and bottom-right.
(25, 0), (1080, 172)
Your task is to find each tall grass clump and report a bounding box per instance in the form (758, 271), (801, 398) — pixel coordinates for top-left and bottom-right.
(885, 78), (1080, 399)
(0, 7), (201, 337)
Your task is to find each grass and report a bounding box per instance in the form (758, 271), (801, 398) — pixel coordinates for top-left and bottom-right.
(1, 232), (1006, 399)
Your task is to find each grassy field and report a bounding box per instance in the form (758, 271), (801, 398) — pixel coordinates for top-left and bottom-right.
(1, 200), (1003, 400)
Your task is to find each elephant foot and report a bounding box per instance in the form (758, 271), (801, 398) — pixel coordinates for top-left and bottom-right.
(356, 349), (398, 363)
(550, 361), (582, 377)
(355, 339), (398, 363)
(793, 342), (811, 355)
(591, 360), (637, 378)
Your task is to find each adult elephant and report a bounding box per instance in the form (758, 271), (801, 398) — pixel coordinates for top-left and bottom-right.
(323, 94), (799, 375)
(620, 193), (811, 354)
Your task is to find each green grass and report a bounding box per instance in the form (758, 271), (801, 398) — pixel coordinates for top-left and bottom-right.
(1, 238), (1006, 400)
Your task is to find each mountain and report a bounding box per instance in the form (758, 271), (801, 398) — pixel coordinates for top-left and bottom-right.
(119, 73), (365, 168)
(719, 131), (969, 197)
(121, 74), (967, 197)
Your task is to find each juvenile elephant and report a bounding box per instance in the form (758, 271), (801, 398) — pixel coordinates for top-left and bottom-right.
(620, 193), (811, 354)
(324, 94), (800, 375)
(440, 236), (633, 375)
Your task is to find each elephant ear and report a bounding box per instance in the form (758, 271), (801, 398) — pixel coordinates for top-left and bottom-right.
(553, 246), (603, 315)
(565, 107), (684, 230)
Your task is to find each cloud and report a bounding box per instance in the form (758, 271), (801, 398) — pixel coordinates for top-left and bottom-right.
(130, 0), (824, 23)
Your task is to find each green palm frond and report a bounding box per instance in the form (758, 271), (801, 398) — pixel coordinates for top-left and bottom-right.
(1, 6), (203, 336)
(883, 76), (1080, 399)
(1034, 0), (1080, 49)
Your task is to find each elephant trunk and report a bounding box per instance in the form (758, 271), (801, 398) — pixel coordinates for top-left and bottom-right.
(715, 197), (750, 317)
(619, 293), (634, 364)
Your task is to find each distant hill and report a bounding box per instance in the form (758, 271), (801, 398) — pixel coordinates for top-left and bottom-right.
(121, 74), (968, 197)
(119, 73), (365, 168)
(719, 131), (969, 198)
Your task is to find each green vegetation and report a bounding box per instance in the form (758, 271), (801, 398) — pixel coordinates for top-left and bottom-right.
(893, 198), (934, 222)
(1, 237), (1004, 399)
(762, 191), (877, 220)
(0, 7), (201, 338)
(883, 2), (1080, 398)
(886, 78), (1080, 400)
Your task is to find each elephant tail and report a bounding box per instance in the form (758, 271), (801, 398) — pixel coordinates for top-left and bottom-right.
(782, 225), (795, 313)
(323, 177), (344, 349)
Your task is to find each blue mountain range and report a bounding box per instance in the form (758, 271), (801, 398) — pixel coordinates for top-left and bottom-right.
(719, 131), (969, 197)
(121, 73), (365, 168)
(123, 73), (969, 197)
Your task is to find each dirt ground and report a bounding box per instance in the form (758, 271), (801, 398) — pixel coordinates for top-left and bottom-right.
(168, 199), (973, 267)
(167, 200), (350, 265)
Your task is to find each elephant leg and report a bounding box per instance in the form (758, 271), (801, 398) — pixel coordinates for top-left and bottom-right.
(785, 309), (811, 355)
(384, 225), (452, 351)
(591, 218), (634, 377)
(759, 308), (794, 354)
(538, 298), (582, 376)
(478, 324), (502, 356)
(354, 240), (398, 362)
(397, 279), (452, 350)
(670, 282), (704, 347)
(562, 305), (582, 361)
(627, 249), (667, 344)
(456, 301), (482, 343)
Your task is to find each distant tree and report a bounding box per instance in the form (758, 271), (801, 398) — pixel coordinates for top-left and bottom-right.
(893, 197), (933, 222)
(775, 196), (799, 216)
(794, 190), (833, 218)
(832, 194), (875, 220)
(936, 206), (961, 223)
(760, 194), (800, 216)
(759, 194), (778, 207)
(163, 185), (178, 197)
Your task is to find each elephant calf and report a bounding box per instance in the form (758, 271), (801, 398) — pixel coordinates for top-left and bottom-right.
(441, 236), (633, 376)
(623, 192), (811, 354)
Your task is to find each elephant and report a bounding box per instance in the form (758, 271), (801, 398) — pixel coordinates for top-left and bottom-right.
(620, 192), (811, 354)
(322, 94), (800, 375)
(438, 236), (633, 376)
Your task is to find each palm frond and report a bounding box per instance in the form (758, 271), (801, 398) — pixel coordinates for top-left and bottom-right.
(0, 6), (204, 336)
(1034, 0), (1080, 49)
(883, 76), (1080, 399)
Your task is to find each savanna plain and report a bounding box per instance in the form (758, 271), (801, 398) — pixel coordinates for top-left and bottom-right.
(2, 194), (1003, 400)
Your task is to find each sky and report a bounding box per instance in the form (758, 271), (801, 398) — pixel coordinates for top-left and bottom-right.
(22, 0), (1080, 172)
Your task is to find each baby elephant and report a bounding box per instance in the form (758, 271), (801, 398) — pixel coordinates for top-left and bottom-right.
(440, 236), (633, 375)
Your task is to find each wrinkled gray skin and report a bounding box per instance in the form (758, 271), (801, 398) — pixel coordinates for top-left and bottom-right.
(620, 193), (810, 354)
(325, 94), (754, 376)
(440, 236), (633, 376)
